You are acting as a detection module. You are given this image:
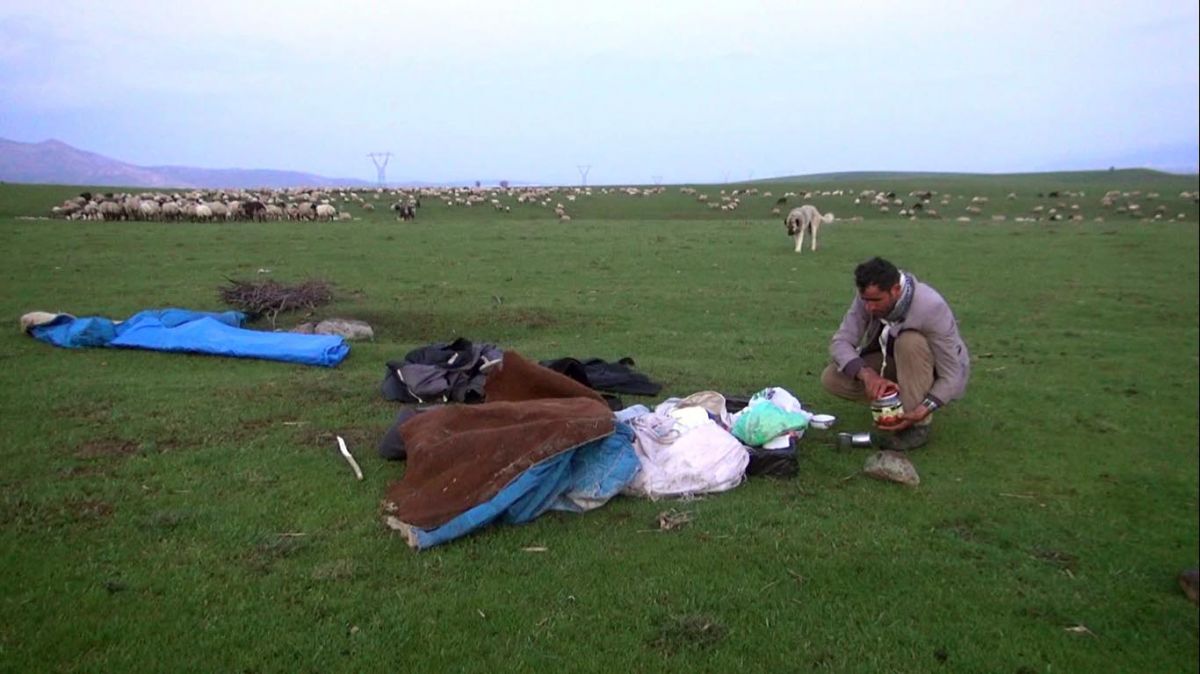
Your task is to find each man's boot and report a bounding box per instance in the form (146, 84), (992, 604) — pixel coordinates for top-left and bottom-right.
(871, 425), (930, 451)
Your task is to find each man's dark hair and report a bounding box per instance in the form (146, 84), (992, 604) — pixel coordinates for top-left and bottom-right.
(854, 257), (900, 291)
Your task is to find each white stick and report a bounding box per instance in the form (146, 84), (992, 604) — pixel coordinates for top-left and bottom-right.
(336, 435), (364, 480)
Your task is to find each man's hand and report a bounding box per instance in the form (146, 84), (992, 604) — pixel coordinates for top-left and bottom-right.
(874, 404), (931, 432)
(858, 368), (898, 401)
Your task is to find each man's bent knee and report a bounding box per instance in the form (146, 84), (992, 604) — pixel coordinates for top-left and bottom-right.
(821, 362), (865, 401)
(895, 331), (933, 360)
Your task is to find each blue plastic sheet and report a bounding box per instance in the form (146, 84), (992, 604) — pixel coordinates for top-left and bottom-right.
(28, 308), (349, 367)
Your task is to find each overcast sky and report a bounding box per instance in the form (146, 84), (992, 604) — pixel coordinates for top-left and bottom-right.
(1, 0), (1197, 185)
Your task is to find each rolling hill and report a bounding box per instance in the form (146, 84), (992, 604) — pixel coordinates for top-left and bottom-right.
(0, 138), (372, 189)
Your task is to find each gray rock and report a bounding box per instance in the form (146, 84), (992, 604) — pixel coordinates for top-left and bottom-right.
(314, 318), (374, 341)
(291, 322), (318, 334)
(863, 450), (920, 486)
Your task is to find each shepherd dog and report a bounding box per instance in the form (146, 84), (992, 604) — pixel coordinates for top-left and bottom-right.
(785, 204), (834, 253)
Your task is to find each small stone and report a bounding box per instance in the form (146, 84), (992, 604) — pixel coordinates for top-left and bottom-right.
(863, 450), (920, 486)
(315, 318), (374, 341)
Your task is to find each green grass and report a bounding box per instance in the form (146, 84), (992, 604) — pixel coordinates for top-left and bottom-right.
(1, 172), (1198, 673)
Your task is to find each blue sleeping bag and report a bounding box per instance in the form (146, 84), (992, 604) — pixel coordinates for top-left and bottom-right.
(29, 308), (349, 367)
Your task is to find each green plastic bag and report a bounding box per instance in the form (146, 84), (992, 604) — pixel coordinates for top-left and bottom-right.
(731, 402), (811, 447)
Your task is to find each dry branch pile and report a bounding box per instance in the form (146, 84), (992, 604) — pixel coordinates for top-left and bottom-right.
(218, 278), (334, 328)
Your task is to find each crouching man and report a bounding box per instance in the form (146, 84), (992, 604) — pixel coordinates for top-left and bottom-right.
(821, 256), (970, 450)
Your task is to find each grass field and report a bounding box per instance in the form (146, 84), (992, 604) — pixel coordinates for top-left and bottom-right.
(1, 172), (1198, 673)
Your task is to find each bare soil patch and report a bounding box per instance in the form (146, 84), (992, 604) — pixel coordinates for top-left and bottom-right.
(73, 439), (138, 459)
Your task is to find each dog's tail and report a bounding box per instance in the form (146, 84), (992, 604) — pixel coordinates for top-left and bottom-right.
(822, 213), (834, 223)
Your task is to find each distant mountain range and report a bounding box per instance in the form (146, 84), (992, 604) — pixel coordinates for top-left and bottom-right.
(0, 138), (374, 189)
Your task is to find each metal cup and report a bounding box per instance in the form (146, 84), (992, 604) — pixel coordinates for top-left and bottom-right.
(836, 432), (873, 449)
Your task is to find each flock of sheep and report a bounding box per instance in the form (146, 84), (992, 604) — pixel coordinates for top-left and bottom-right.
(677, 185), (1196, 224)
(44, 183), (1198, 225)
(838, 187), (1198, 223)
(43, 184), (665, 224)
(48, 188), (421, 222)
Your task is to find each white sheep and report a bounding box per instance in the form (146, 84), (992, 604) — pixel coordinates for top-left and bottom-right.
(315, 204), (337, 221)
(193, 204), (213, 222)
(99, 200), (123, 221)
(138, 200), (161, 220)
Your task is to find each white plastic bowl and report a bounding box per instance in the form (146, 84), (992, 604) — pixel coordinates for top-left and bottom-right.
(809, 414), (836, 430)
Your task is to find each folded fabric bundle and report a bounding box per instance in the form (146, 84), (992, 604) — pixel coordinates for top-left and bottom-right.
(389, 424), (638, 549)
(621, 402), (749, 499)
(380, 337), (503, 404)
(539, 356), (663, 396)
(382, 350), (637, 550)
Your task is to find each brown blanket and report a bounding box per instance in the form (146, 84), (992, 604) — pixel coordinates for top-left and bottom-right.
(382, 351), (614, 529)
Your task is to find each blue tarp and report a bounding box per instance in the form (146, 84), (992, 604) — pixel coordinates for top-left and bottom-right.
(28, 308), (349, 367)
(403, 422), (638, 550)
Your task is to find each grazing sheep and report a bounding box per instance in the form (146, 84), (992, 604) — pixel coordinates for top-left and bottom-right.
(784, 205), (833, 253)
(241, 200), (267, 221)
(122, 196), (142, 220)
(315, 204), (337, 221)
(391, 202), (416, 221)
(138, 200), (161, 220)
(160, 202), (181, 221)
(98, 200), (123, 221)
(193, 204), (213, 222)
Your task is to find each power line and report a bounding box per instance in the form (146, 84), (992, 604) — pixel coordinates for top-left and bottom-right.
(368, 152), (393, 188)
